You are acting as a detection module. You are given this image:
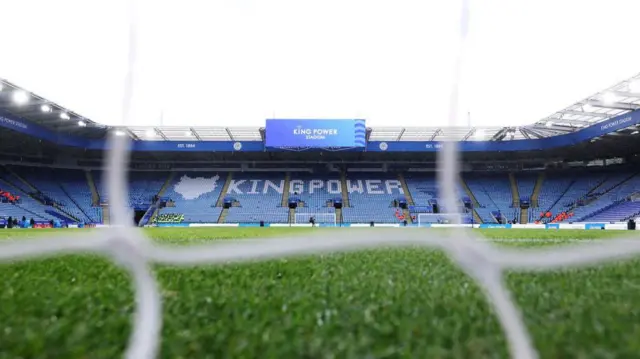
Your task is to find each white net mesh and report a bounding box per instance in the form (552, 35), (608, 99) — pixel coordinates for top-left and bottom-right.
(1, 1), (639, 359)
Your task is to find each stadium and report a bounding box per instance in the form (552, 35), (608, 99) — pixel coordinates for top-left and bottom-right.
(2, 74), (640, 230)
(2, 72), (640, 357)
(4, 1), (640, 358)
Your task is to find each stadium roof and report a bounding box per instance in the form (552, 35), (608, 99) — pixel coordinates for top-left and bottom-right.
(0, 78), (107, 139)
(2, 73), (640, 142)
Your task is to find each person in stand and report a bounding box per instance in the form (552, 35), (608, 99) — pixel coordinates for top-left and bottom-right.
(309, 216), (316, 227)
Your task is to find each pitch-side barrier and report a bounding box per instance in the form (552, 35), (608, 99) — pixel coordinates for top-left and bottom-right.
(81, 222), (637, 230)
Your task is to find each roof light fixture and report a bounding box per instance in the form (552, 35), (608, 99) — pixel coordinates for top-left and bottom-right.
(12, 90), (29, 105)
(114, 130), (126, 136)
(145, 129), (156, 138)
(41, 104), (52, 113)
(60, 112), (70, 120)
(78, 120), (87, 127)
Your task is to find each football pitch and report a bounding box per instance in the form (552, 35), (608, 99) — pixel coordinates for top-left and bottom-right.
(1, 228), (640, 358)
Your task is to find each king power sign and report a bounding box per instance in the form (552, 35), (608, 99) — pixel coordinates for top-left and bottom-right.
(225, 179), (405, 195)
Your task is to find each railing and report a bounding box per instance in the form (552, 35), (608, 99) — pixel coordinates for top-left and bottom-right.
(138, 203), (158, 227)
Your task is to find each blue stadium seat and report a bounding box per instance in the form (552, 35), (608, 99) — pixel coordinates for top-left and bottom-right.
(159, 172), (226, 223)
(341, 173), (404, 223)
(223, 173), (288, 223)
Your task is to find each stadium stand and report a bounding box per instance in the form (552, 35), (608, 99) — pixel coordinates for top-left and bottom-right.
(158, 172), (225, 223)
(586, 201), (640, 222)
(515, 173), (536, 201)
(404, 173), (473, 223)
(534, 172), (576, 219)
(572, 172), (640, 221)
(57, 170), (102, 223)
(289, 173), (342, 209)
(127, 172), (169, 209)
(223, 174), (289, 224)
(8, 166), (96, 222)
(0, 182), (61, 222)
(404, 173), (438, 207)
(464, 173), (517, 224)
(2, 166), (640, 226)
(341, 173), (404, 224)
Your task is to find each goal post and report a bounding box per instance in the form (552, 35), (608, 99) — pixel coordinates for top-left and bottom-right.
(294, 213), (337, 226)
(417, 213), (463, 227)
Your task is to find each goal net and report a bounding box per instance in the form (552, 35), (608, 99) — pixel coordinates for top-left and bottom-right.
(417, 213), (463, 226)
(294, 213), (337, 226)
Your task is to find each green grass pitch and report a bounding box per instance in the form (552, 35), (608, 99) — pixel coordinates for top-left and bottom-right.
(1, 228), (640, 358)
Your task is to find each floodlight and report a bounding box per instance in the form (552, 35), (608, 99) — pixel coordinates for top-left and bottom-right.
(12, 90), (29, 105)
(632, 130), (639, 135)
(545, 121), (553, 127)
(60, 112), (70, 120)
(583, 103), (595, 112)
(0, 83), (4, 91)
(114, 130), (126, 136)
(185, 130), (192, 136)
(78, 120), (87, 127)
(145, 129), (156, 138)
(629, 80), (640, 93)
(601, 92), (618, 104)
(41, 104), (52, 113)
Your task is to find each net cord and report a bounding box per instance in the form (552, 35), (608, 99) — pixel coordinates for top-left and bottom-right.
(1, 0), (639, 358)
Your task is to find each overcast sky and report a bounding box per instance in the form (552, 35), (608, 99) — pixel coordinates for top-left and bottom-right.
(1, 0), (639, 128)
